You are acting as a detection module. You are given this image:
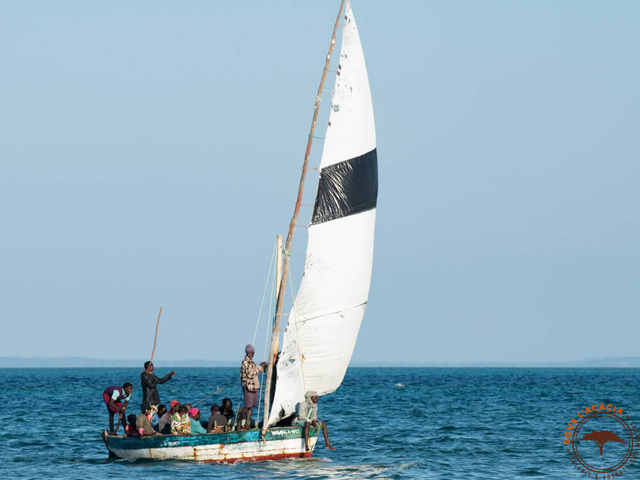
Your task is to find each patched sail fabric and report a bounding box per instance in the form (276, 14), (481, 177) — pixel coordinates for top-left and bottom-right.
(268, 0), (377, 426)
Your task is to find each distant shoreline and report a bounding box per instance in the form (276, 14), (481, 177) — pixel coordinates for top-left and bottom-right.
(2, 356), (640, 369)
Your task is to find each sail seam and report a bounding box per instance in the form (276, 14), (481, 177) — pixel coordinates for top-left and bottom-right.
(295, 301), (368, 326)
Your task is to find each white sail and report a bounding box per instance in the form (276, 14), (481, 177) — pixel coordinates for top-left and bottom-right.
(268, 0), (377, 426)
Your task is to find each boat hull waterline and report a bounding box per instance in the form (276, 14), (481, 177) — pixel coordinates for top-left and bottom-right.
(103, 426), (319, 463)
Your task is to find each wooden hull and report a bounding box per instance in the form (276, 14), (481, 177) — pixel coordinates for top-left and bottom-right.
(102, 426), (319, 463)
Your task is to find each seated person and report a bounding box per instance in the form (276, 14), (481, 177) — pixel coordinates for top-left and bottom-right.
(159, 400), (179, 434)
(152, 404), (166, 432)
(136, 403), (157, 436)
(125, 414), (141, 437)
(189, 408), (208, 434)
(221, 398), (235, 423)
(207, 405), (228, 432)
(171, 405), (191, 435)
(296, 391), (334, 451)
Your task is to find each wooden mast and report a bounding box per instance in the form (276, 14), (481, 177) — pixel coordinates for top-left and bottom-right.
(261, 0), (346, 434)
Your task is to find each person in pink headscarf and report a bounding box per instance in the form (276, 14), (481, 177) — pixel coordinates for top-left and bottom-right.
(237, 344), (266, 430)
(189, 408), (208, 434)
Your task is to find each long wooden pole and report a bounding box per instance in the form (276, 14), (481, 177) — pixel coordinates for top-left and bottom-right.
(117, 306), (161, 433)
(261, 0), (346, 435)
(275, 235), (283, 299)
(150, 306), (162, 362)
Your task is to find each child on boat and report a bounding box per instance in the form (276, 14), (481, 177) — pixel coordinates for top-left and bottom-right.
(125, 414), (141, 437)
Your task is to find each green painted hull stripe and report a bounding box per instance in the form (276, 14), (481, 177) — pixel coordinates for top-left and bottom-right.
(104, 426), (318, 450)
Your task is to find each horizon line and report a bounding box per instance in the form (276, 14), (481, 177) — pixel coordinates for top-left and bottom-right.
(2, 355), (640, 369)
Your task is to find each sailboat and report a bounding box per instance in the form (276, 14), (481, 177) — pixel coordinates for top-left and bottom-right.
(103, 0), (377, 463)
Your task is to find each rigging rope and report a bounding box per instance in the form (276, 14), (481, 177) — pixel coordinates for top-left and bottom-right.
(191, 380), (236, 407)
(194, 239), (278, 419)
(255, 246), (278, 427)
(252, 240), (277, 346)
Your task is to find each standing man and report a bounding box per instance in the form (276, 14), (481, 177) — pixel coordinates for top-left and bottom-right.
(238, 344), (266, 430)
(140, 361), (175, 407)
(102, 382), (133, 435)
(297, 390), (335, 451)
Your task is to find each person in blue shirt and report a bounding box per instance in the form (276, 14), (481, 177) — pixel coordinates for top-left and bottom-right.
(189, 408), (208, 434)
(151, 404), (166, 432)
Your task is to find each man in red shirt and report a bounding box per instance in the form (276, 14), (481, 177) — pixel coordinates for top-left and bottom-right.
(102, 382), (133, 434)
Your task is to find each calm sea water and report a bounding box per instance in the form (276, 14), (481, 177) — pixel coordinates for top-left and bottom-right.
(1, 367), (638, 479)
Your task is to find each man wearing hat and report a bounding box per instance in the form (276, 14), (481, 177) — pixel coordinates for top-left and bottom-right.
(238, 344), (266, 430)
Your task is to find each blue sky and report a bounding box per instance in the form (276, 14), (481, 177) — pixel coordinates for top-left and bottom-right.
(1, 1), (638, 364)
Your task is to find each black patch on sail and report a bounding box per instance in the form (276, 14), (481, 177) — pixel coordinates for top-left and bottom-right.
(311, 149), (378, 225)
